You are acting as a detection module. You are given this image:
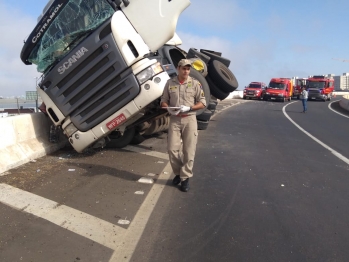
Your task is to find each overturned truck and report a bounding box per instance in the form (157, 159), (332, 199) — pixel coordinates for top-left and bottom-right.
(20, 0), (238, 153)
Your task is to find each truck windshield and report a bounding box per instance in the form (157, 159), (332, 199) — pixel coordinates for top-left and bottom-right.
(269, 82), (286, 89)
(28, 0), (114, 73)
(307, 81), (325, 89)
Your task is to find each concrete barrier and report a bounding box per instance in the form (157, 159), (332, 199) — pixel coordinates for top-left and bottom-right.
(0, 113), (68, 175)
(226, 90), (243, 99)
(339, 95), (349, 112)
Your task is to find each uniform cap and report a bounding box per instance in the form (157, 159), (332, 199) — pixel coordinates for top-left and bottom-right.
(178, 59), (192, 67)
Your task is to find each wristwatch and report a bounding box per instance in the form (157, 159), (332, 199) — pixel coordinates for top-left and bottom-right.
(190, 106), (193, 111)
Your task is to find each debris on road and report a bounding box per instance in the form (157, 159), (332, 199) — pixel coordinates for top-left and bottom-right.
(135, 191), (145, 195)
(118, 219), (131, 225)
(138, 177), (154, 184)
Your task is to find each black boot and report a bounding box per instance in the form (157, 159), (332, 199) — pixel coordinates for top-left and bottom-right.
(180, 178), (190, 192)
(172, 175), (181, 185)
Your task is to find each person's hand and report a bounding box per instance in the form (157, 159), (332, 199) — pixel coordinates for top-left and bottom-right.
(180, 105), (191, 113)
(167, 107), (180, 115)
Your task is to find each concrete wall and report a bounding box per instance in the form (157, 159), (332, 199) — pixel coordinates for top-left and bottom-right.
(226, 90), (244, 99)
(0, 113), (67, 175)
(339, 95), (349, 112)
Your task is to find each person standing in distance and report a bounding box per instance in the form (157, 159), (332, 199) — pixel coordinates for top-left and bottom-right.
(160, 59), (206, 192)
(301, 86), (308, 113)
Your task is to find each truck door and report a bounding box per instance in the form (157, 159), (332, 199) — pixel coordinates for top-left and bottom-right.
(121, 0), (190, 52)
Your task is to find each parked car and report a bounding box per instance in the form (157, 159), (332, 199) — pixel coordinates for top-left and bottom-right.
(243, 82), (266, 100)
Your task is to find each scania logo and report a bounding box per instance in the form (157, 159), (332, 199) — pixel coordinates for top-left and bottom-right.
(58, 47), (89, 75)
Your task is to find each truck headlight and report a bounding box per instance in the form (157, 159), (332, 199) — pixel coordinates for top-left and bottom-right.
(136, 62), (163, 85)
(278, 94), (284, 96)
(266, 92), (270, 95)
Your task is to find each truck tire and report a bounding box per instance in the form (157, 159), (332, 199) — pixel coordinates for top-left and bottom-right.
(207, 101), (217, 111)
(200, 49), (231, 67)
(189, 69), (211, 115)
(106, 127), (135, 148)
(208, 60), (238, 92)
(206, 76), (230, 100)
(197, 120), (209, 130)
(196, 109), (212, 121)
(187, 48), (210, 65)
(130, 132), (145, 145)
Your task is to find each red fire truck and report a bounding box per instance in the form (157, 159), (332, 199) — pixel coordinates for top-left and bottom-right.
(293, 78), (308, 99)
(307, 75), (334, 101)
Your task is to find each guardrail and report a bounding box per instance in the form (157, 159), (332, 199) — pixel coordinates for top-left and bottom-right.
(339, 95), (349, 112)
(0, 113), (67, 175)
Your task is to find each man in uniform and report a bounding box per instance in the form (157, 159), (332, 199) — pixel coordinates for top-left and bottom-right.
(160, 59), (206, 192)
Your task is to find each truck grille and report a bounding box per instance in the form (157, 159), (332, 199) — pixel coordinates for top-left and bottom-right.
(43, 21), (140, 132)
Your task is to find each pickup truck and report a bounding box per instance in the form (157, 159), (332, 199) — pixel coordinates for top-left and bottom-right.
(243, 82), (266, 100)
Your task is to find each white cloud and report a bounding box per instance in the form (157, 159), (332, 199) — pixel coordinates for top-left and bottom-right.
(181, 0), (248, 29)
(0, 3), (41, 97)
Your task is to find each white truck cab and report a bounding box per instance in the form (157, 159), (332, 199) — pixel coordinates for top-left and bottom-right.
(21, 0), (190, 152)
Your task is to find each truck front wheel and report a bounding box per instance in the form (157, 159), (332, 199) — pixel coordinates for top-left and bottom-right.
(106, 127), (135, 148)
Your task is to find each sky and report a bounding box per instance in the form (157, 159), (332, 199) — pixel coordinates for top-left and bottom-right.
(0, 0), (349, 97)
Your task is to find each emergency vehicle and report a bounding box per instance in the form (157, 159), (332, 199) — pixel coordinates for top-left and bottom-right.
(264, 78), (293, 102)
(243, 82), (266, 100)
(293, 78), (308, 99)
(307, 75), (334, 101)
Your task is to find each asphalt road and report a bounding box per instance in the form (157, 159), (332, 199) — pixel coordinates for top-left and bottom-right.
(1, 98), (349, 262)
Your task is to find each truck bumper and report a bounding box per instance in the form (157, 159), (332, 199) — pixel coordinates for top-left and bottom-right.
(64, 71), (169, 153)
(308, 93), (327, 101)
(264, 95), (284, 101)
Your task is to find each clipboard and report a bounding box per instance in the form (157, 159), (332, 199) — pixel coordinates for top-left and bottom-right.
(161, 107), (181, 109)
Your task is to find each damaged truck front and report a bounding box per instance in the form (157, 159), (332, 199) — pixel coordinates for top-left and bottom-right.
(20, 0), (190, 152)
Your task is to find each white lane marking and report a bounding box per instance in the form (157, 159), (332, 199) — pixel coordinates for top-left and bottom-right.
(283, 102), (349, 165)
(124, 145), (169, 160)
(211, 101), (245, 120)
(0, 183), (126, 250)
(328, 100), (349, 119)
(109, 162), (173, 262)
